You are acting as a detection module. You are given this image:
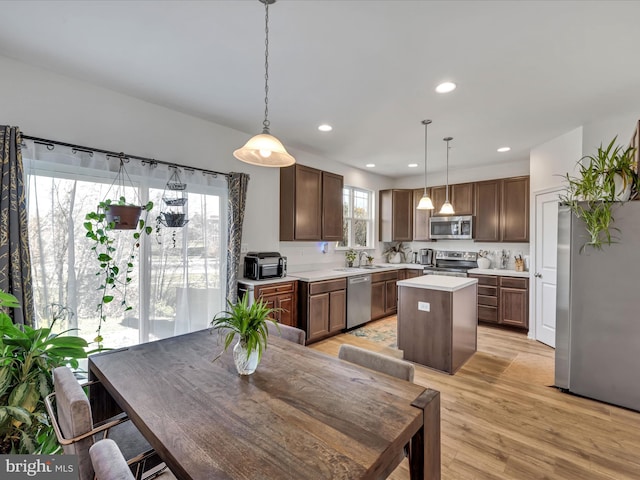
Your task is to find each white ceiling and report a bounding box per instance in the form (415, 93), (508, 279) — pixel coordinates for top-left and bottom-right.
(1, 0), (640, 178)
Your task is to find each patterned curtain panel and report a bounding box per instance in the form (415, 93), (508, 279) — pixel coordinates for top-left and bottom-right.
(226, 172), (250, 304)
(0, 126), (34, 326)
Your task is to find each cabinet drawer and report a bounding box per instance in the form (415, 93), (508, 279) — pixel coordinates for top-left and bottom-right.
(500, 276), (528, 289)
(309, 278), (347, 295)
(469, 274), (497, 286)
(255, 282), (295, 297)
(478, 285), (497, 297)
(478, 295), (498, 307)
(371, 270), (398, 283)
(478, 305), (498, 322)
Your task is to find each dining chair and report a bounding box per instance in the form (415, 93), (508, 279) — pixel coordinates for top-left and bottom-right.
(338, 344), (414, 382)
(45, 366), (165, 480)
(90, 439), (135, 480)
(267, 322), (306, 345)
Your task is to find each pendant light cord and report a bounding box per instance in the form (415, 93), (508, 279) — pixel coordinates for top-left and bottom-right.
(262, 0), (270, 133)
(445, 137), (451, 202)
(423, 122), (428, 195)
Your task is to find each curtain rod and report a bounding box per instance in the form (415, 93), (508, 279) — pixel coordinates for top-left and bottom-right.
(21, 134), (230, 178)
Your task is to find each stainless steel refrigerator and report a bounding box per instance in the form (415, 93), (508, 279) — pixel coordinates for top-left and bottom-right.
(555, 202), (640, 412)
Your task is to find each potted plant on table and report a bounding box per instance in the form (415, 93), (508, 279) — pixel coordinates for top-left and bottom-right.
(0, 290), (91, 454)
(560, 136), (638, 251)
(210, 295), (278, 375)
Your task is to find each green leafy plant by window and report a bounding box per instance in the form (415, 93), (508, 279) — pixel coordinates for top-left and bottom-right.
(0, 290), (90, 454)
(84, 197), (154, 344)
(560, 136), (637, 251)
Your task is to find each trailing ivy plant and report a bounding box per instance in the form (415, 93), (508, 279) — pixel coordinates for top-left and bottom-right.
(84, 197), (153, 345)
(560, 136), (637, 252)
(0, 290), (91, 454)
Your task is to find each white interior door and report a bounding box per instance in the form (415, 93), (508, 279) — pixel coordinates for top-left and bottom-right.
(534, 190), (560, 347)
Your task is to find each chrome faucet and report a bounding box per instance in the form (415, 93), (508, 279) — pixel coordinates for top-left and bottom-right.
(357, 250), (368, 267)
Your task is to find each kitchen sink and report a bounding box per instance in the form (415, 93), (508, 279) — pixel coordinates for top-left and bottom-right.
(333, 267), (365, 272)
(360, 265), (386, 269)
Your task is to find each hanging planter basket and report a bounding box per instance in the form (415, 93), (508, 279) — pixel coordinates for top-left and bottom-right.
(106, 204), (143, 230)
(158, 212), (189, 228)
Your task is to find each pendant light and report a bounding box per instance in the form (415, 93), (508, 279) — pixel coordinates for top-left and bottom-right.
(416, 119), (434, 210)
(439, 136), (455, 215)
(233, 0), (295, 168)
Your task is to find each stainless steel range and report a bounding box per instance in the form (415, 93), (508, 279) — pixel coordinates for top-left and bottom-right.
(422, 250), (478, 277)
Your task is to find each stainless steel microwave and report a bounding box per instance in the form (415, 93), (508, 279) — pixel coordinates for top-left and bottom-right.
(429, 215), (474, 240)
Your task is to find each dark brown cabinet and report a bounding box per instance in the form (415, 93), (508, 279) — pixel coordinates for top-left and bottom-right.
(379, 189), (413, 242)
(280, 164), (343, 241)
(469, 274), (528, 329)
(371, 270), (399, 320)
(321, 171), (344, 241)
(431, 183), (474, 216)
(499, 276), (528, 329)
(474, 180), (501, 242)
(254, 281), (298, 328)
(474, 176), (529, 242)
(398, 269), (422, 280)
(299, 278), (347, 344)
(501, 176), (529, 242)
(413, 188), (432, 241)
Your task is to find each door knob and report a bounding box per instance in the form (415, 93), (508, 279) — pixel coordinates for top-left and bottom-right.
(534, 273), (542, 278)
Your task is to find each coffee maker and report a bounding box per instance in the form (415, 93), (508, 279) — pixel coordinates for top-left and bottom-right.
(419, 248), (435, 266)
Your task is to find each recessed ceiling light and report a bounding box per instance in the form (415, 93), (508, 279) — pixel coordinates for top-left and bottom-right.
(318, 124), (333, 132)
(408, 163), (418, 168)
(497, 147), (511, 153)
(435, 82), (457, 93)
(365, 163), (375, 168)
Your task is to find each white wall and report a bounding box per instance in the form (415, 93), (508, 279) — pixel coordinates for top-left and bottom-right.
(530, 126), (583, 194)
(582, 112), (640, 161)
(0, 55), (394, 270)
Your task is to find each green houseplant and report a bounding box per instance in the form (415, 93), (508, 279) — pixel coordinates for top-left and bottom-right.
(560, 136), (638, 251)
(345, 249), (357, 267)
(0, 290), (90, 454)
(84, 197), (153, 345)
(210, 295), (278, 375)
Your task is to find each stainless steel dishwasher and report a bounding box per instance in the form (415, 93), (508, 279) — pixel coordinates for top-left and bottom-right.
(346, 274), (372, 329)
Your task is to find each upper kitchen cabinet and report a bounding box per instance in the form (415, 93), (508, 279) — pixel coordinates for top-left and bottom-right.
(321, 171), (344, 241)
(413, 188), (431, 241)
(501, 176), (529, 242)
(431, 183), (474, 216)
(379, 189), (413, 242)
(474, 176), (530, 243)
(280, 164), (344, 241)
(474, 180), (501, 242)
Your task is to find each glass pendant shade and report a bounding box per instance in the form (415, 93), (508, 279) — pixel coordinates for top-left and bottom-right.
(233, 132), (295, 167)
(417, 193), (434, 210)
(439, 200), (455, 215)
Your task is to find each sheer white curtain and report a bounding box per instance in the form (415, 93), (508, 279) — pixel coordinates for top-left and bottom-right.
(22, 139), (227, 348)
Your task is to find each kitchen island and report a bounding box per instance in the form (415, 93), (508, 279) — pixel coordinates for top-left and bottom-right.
(397, 275), (478, 374)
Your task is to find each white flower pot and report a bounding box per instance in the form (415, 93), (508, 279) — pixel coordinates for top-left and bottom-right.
(233, 340), (259, 375)
(614, 174), (632, 201)
(388, 252), (402, 264)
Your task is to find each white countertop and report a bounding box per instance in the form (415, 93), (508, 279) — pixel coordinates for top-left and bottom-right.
(288, 263), (422, 282)
(238, 277), (298, 287)
(397, 275), (478, 292)
(467, 268), (531, 278)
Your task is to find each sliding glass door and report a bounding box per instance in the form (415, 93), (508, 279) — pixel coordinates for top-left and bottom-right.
(23, 141), (227, 348)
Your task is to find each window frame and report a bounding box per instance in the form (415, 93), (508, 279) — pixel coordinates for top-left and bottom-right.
(337, 185), (375, 250)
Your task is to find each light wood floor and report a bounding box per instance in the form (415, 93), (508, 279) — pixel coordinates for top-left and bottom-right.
(311, 317), (640, 480)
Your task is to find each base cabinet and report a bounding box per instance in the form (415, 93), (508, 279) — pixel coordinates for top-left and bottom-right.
(469, 274), (528, 329)
(254, 281), (298, 327)
(371, 271), (399, 320)
(300, 278), (347, 344)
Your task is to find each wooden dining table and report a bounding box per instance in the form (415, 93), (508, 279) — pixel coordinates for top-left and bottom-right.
(88, 330), (440, 480)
